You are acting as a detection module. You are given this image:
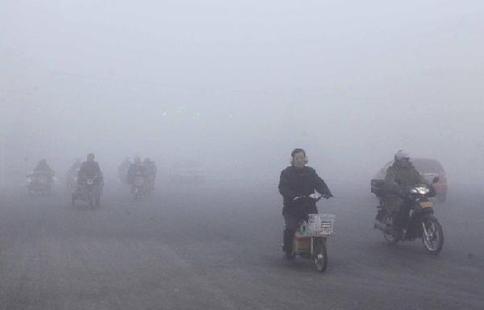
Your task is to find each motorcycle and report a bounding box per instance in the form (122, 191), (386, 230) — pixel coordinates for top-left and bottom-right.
(374, 178), (444, 255)
(72, 175), (103, 208)
(26, 172), (53, 196)
(285, 193), (335, 273)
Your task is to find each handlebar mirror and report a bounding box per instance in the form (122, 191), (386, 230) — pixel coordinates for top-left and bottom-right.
(432, 176), (440, 184)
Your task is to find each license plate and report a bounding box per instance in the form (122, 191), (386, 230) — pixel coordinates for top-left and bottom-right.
(420, 202), (433, 209)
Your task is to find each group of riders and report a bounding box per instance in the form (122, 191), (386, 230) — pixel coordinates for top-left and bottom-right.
(118, 157), (157, 195)
(28, 154), (157, 204)
(278, 148), (442, 258)
(28, 147), (441, 258)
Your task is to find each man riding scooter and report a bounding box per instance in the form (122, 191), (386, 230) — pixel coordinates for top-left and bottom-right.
(278, 148), (333, 258)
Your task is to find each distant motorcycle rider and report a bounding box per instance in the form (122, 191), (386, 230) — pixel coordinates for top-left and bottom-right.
(382, 150), (429, 232)
(77, 153), (103, 185)
(33, 159), (55, 178)
(28, 159), (55, 194)
(278, 148), (333, 256)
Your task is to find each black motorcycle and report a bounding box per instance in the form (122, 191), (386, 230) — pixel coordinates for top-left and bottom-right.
(72, 175), (103, 208)
(374, 179), (444, 255)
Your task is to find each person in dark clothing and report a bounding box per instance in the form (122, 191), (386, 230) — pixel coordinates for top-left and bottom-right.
(73, 153), (103, 207)
(278, 148), (333, 256)
(34, 159), (55, 177)
(29, 159), (55, 192)
(77, 153), (103, 185)
(382, 150), (429, 231)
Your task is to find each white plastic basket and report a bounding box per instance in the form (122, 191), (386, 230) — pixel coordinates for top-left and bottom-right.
(306, 214), (336, 236)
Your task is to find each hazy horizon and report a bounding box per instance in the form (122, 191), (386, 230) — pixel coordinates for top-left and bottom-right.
(1, 0), (483, 185)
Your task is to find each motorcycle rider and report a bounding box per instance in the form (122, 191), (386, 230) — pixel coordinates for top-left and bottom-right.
(33, 159), (55, 178)
(278, 148), (333, 256)
(381, 150), (429, 233)
(77, 153), (103, 186)
(28, 159), (55, 193)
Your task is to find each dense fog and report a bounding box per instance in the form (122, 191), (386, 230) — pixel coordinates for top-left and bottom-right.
(1, 0), (483, 186)
(1, 2), (484, 309)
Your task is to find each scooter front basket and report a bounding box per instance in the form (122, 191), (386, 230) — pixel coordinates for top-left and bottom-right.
(307, 214), (336, 236)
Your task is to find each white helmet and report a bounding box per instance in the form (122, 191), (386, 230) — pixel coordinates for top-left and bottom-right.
(395, 150), (410, 161)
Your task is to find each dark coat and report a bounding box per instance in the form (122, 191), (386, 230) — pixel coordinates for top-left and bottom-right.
(383, 161), (428, 212)
(78, 161), (102, 181)
(278, 166), (331, 217)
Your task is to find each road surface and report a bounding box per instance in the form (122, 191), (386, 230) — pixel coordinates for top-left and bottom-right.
(0, 182), (483, 309)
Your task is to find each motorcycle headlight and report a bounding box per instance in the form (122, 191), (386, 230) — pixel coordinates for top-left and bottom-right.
(411, 186), (430, 195)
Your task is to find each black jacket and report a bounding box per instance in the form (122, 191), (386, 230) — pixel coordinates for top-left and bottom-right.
(34, 162), (54, 176)
(278, 166), (331, 216)
(78, 161), (102, 181)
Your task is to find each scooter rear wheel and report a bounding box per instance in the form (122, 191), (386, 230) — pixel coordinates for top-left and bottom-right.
(313, 238), (328, 272)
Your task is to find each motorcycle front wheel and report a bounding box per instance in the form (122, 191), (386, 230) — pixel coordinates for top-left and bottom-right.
(382, 214), (401, 244)
(422, 216), (444, 255)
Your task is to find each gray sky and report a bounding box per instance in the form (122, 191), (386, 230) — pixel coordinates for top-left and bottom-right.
(1, 0), (483, 183)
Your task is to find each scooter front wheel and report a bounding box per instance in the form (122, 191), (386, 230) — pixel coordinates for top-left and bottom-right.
(313, 238), (328, 272)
